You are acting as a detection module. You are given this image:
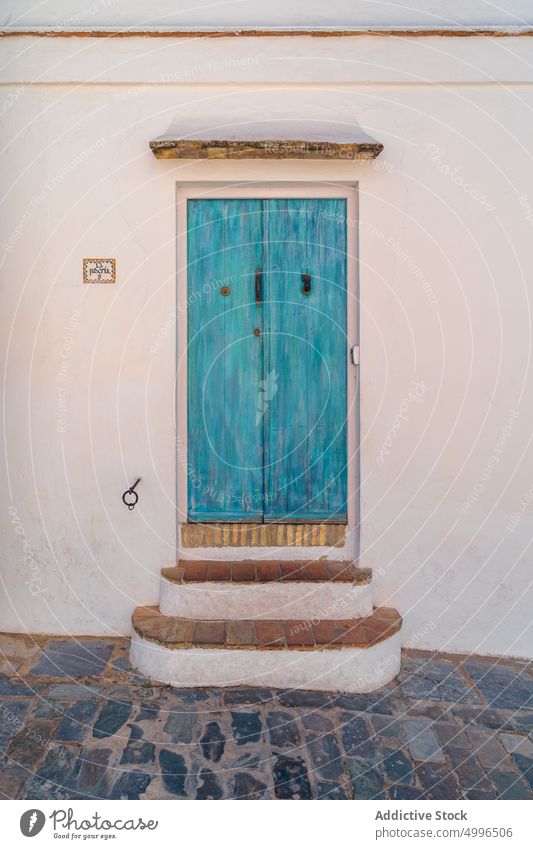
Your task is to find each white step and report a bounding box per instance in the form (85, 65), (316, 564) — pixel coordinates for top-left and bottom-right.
(159, 562), (373, 621)
(129, 605), (402, 693)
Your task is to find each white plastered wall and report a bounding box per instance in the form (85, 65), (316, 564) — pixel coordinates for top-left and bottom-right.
(1, 0), (533, 30)
(0, 30), (532, 658)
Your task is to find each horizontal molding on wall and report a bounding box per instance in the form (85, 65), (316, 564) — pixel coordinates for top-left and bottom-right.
(2, 28), (533, 38)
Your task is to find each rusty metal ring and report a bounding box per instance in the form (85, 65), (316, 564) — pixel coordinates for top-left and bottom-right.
(220, 286), (230, 296)
(122, 489), (139, 510)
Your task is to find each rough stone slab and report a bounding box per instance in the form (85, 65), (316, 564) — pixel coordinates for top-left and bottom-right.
(151, 138), (383, 161)
(403, 718), (446, 763)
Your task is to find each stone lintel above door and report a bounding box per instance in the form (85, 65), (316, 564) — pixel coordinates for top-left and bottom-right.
(149, 119), (383, 160)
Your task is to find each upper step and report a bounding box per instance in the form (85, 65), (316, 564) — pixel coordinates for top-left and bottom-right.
(160, 561), (373, 620)
(166, 560), (371, 583)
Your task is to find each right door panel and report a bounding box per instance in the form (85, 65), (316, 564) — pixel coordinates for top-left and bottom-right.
(263, 198), (348, 522)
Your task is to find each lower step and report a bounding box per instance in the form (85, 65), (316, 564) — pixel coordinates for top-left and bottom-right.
(129, 606), (402, 693)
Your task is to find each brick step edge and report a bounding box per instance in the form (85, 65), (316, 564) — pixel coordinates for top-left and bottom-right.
(131, 606), (401, 651)
(163, 561), (372, 584)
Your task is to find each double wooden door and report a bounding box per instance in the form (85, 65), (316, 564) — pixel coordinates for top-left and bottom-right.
(187, 197), (348, 522)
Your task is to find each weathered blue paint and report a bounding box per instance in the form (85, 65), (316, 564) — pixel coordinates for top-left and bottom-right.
(186, 198), (347, 522)
(187, 199), (264, 520)
(263, 199), (347, 521)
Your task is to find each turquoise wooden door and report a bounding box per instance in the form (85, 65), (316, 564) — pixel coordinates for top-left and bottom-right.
(187, 199), (264, 521)
(264, 199), (347, 521)
(187, 198), (347, 522)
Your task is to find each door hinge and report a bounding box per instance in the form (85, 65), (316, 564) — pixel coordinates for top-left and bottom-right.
(350, 345), (360, 366)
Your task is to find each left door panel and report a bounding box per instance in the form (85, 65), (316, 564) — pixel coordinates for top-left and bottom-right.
(187, 199), (264, 521)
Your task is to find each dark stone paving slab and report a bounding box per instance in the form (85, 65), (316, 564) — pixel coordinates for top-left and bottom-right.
(316, 780), (350, 799)
(389, 783), (425, 800)
(30, 640), (113, 678)
(461, 661), (533, 711)
(6, 719), (58, 770)
(224, 688), (273, 706)
(273, 754), (312, 799)
(196, 767), (224, 800)
(346, 757), (385, 799)
(22, 744), (81, 799)
(231, 711), (262, 745)
(200, 721), (226, 762)
(399, 657), (480, 705)
(278, 690), (334, 709)
(92, 700), (132, 739)
(488, 768), (532, 800)
(234, 772), (268, 799)
(267, 710), (301, 748)
(339, 713), (376, 759)
(47, 684), (102, 700)
(33, 700), (67, 719)
(0, 637), (532, 800)
(381, 746), (414, 785)
(370, 713), (406, 743)
(0, 764), (27, 799)
(0, 677), (36, 697)
(305, 732), (344, 781)
(334, 692), (394, 714)
(120, 724), (155, 765)
(512, 753), (533, 792)
(73, 747), (111, 796)
(135, 701), (161, 722)
(56, 700), (99, 742)
(159, 748), (187, 796)
(164, 707), (196, 743)
(445, 744), (492, 793)
(0, 699), (31, 750)
(403, 717), (445, 763)
(110, 769), (152, 800)
(416, 762), (461, 799)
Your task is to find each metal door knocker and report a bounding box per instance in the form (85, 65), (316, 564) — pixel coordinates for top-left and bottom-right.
(301, 273), (311, 295)
(122, 478), (141, 510)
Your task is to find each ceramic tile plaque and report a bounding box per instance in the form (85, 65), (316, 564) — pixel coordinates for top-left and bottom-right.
(83, 258), (116, 284)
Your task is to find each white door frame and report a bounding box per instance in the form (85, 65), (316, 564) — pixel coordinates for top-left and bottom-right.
(176, 181), (359, 531)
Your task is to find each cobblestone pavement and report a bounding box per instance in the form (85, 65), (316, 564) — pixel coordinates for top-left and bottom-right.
(0, 634), (532, 800)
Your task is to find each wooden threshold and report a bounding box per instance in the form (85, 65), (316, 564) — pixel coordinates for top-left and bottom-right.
(181, 522), (347, 547)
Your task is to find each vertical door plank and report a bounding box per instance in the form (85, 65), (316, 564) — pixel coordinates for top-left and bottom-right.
(264, 198), (347, 521)
(187, 199), (263, 520)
